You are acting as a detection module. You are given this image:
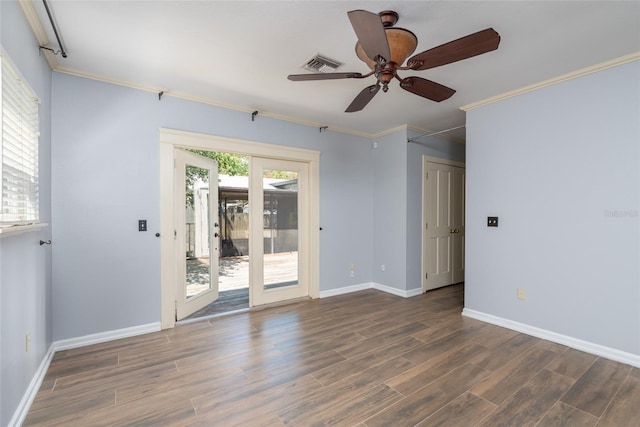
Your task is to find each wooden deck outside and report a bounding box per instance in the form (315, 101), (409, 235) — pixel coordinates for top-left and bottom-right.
(186, 251), (298, 296)
(184, 252), (298, 319)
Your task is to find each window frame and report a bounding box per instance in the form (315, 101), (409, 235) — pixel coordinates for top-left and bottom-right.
(0, 47), (45, 237)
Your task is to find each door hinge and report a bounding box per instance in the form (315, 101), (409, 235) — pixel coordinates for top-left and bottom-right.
(174, 230), (177, 240)
(425, 222), (428, 229)
(425, 273), (428, 280)
(425, 172), (429, 179)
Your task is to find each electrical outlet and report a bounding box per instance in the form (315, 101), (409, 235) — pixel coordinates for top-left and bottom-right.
(517, 288), (526, 300)
(381, 264), (386, 271)
(26, 332), (31, 352)
(488, 216), (499, 227)
(349, 271), (355, 278)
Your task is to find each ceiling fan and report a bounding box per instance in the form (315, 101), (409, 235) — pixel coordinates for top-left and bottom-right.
(288, 10), (501, 112)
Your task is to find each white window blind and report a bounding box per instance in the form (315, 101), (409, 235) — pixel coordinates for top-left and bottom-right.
(1, 51), (40, 225)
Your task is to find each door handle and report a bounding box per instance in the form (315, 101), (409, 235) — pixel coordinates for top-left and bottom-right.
(450, 229), (455, 234)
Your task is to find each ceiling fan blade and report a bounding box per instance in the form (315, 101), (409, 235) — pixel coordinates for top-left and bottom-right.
(348, 10), (390, 62)
(399, 77), (455, 102)
(288, 72), (363, 81)
(408, 28), (500, 70)
(345, 84), (380, 112)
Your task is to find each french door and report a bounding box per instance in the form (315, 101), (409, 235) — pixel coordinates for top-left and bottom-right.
(160, 128), (320, 329)
(423, 158), (465, 291)
(250, 157), (310, 306)
(175, 149), (220, 320)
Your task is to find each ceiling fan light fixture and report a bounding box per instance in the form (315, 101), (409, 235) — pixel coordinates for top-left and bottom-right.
(355, 27), (418, 69)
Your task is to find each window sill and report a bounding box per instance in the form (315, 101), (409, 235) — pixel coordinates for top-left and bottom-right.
(0, 223), (48, 239)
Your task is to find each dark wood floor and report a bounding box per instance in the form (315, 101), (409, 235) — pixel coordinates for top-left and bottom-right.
(25, 284), (638, 426)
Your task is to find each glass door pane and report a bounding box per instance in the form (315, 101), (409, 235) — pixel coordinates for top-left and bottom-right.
(175, 149), (219, 320)
(262, 169), (299, 290)
(185, 164), (213, 298)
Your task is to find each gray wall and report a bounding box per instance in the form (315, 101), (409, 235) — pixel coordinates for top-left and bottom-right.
(318, 130), (374, 288)
(371, 129), (465, 292)
(51, 72), (375, 340)
(465, 60), (639, 355)
(372, 130), (408, 289)
(0, 1), (53, 425)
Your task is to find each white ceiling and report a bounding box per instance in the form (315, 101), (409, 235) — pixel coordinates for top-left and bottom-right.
(32, 1), (640, 140)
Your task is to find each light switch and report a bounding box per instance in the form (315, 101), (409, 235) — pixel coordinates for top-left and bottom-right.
(138, 220), (147, 231)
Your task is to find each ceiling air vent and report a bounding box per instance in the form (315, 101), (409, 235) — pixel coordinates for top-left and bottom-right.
(303, 54), (343, 73)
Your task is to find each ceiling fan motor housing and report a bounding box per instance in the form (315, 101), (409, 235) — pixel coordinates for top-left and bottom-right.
(355, 27), (418, 69)
(379, 10), (399, 27)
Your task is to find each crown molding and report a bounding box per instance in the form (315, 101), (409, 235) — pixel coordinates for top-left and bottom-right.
(407, 124), (466, 144)
(56, 66), (376, 138)
(18, 0), (58, 70)
(371, 124), (408, 138)
(461, 52), (640, 111)
(407, 124), (435, 136)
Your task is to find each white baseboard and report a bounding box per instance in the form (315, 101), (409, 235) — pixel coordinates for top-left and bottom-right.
(462, 308), (640, 368)
(319, 283), (372, 298)
(8, 344), (55, 427)
(319, 282), (423, 299)
(372, 282), (423, 298)
(406, 287), (424, 298)
(53, 322), (162, 352)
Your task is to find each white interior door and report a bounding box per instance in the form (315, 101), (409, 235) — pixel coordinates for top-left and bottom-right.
(175, 149), (220, 320)
(423, 159), (465, 291)
(250, 157), (309, 306)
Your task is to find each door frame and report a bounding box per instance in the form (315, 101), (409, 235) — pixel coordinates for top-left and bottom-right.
(421, 155), (466, 293)
(159, 128), (320, 329)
